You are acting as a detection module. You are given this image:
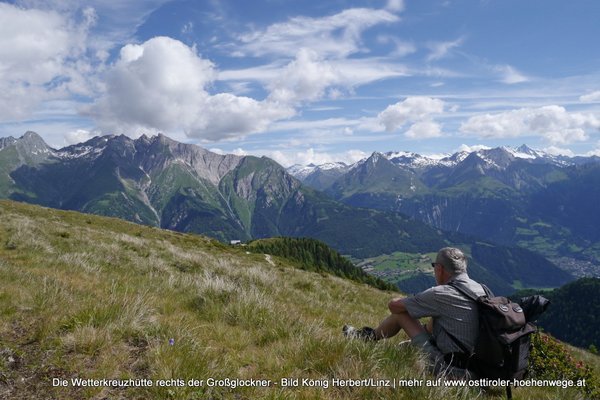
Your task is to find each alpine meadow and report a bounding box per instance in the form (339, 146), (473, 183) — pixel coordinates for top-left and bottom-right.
(2, 1), (600, 399)
(1, 200), (599, 399)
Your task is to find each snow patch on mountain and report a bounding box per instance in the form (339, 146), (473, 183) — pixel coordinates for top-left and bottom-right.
(287, 164), (317, 180)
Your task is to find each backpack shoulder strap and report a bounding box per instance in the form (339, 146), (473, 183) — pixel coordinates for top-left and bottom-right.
(447, 280), (491, 301)
(440, 280), (487, 356)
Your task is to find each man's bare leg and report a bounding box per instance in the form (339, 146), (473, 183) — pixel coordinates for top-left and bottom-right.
(373, 312), (444, 372)
(373, 312), (426, 340)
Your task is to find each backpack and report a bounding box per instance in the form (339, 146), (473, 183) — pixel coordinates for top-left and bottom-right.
(444, 281), (548, 399)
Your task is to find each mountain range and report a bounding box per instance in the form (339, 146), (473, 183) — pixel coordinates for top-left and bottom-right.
(0, 132), (575, 294)
(1, 131), (449, 259)
(289, 146), (600, 278)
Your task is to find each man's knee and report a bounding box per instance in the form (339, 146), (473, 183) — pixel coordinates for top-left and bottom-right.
(387, 311), (426, 338)
(388, 298), (404, 314)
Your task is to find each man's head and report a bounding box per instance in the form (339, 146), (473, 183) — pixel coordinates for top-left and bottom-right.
(433, 247), (467, 284)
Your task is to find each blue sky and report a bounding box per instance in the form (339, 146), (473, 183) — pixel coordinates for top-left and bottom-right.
(1, 0), (599, 166)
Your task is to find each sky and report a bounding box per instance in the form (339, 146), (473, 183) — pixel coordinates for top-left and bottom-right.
(1, 0), (600, 166)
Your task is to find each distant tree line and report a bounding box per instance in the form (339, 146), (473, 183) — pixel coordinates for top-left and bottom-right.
(247, 237), (397, 291)
(512, 277), (600, 349)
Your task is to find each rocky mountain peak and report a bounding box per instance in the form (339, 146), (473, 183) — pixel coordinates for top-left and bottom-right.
(13, 131), (54, 165)
(0, 136), (17, 150)
(516, 144), (538, 156)
(477, 147), (516, 169)
(19, 131), (51, 151)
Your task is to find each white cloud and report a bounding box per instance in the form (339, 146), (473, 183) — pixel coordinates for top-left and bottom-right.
(266, 147), (367, 167)
(378, 97), (445, 132)
(426, 37), (464, 61)
(16, 0), (173, 52)
(181, 21), (193, 35)
(231, 148), (248, 156)
(0, 3), (94, 120)
(236, 8), (399, 59)
(385, 0), (405, 12)
(377, 35), (416, 57)
(87, 37), (294, 140)
(195, 93), (294, 139)
(64, 129), (96, 145)
(222, 57), (409, 91)
(586, 148), (600, 157)
(218, 62), (285, 83)
(580, 91), (600, 103)
(495, 64), (529, 84)
(460, 105), (600, 145)
(456, 144), (492, 153)
(543, 146), (575, 157)
(405, 120), (443, 139)
(268, 48), (341, 104)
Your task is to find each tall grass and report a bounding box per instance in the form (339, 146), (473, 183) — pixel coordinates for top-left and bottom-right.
(0, 200), (597, 399)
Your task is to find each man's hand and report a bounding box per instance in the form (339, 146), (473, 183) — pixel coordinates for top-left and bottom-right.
(425, 318), (433, 333)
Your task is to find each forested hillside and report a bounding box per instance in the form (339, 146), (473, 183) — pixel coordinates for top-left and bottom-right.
(247, 237), (396, 291)
(514, 278), (600, 349)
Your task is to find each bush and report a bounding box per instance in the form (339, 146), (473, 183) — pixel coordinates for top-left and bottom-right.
(529, 332), (600, 399)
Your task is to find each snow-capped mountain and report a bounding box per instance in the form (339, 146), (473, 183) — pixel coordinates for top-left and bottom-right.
(289, 145), (594, 185)
(288, 144), (600, 276)
(286, 161), (350, 191)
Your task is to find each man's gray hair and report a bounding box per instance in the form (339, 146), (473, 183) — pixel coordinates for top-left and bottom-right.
(436, 247), (467, 275)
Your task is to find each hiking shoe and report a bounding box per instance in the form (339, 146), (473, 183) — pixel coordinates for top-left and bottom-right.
(342, 325), (377, 341)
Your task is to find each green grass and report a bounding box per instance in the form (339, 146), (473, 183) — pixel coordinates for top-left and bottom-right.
(0, 200), (598, 399)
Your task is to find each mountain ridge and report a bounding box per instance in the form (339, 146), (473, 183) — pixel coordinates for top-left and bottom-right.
(0, 131), (575, 294)
(1, 131), (451, 256)
(289, 145), (600, 276)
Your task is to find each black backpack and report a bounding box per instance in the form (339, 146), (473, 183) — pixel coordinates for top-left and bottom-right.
(444, 282), (548, 399)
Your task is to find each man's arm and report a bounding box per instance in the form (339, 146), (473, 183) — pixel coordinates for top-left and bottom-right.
(374, 297), (426, 339)
(389, 298), (433, 332)
(388, 297), (409, 314)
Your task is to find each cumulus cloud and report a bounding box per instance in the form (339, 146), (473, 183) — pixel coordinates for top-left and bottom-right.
(377, 97), (445, 134)
(543, 146), (575, 157)
(586, 148), (600, 157)
(268, 49), (341, 104)
(460, 105), (600, 145)
(457, 144), (492, 153)
(580, 91), (600, 103)
(87, 37), (294, 140)
(64, 129), (97, 145)
(405, 120), (443, 139)
(0, 3), (95, 120)
(267, 147), (368, 167)
(236, 8), (399, 59)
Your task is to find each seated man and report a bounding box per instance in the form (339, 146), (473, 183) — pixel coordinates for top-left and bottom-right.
(344, 247), (485, 374)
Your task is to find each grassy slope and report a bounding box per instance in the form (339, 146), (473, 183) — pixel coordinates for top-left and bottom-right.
(0, 200), (596, 400)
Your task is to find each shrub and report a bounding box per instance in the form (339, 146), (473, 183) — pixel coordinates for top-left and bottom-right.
(529, 332), (600, 399)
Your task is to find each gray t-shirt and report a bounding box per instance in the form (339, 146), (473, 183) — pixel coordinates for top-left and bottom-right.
(402, 273), (486, 354)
